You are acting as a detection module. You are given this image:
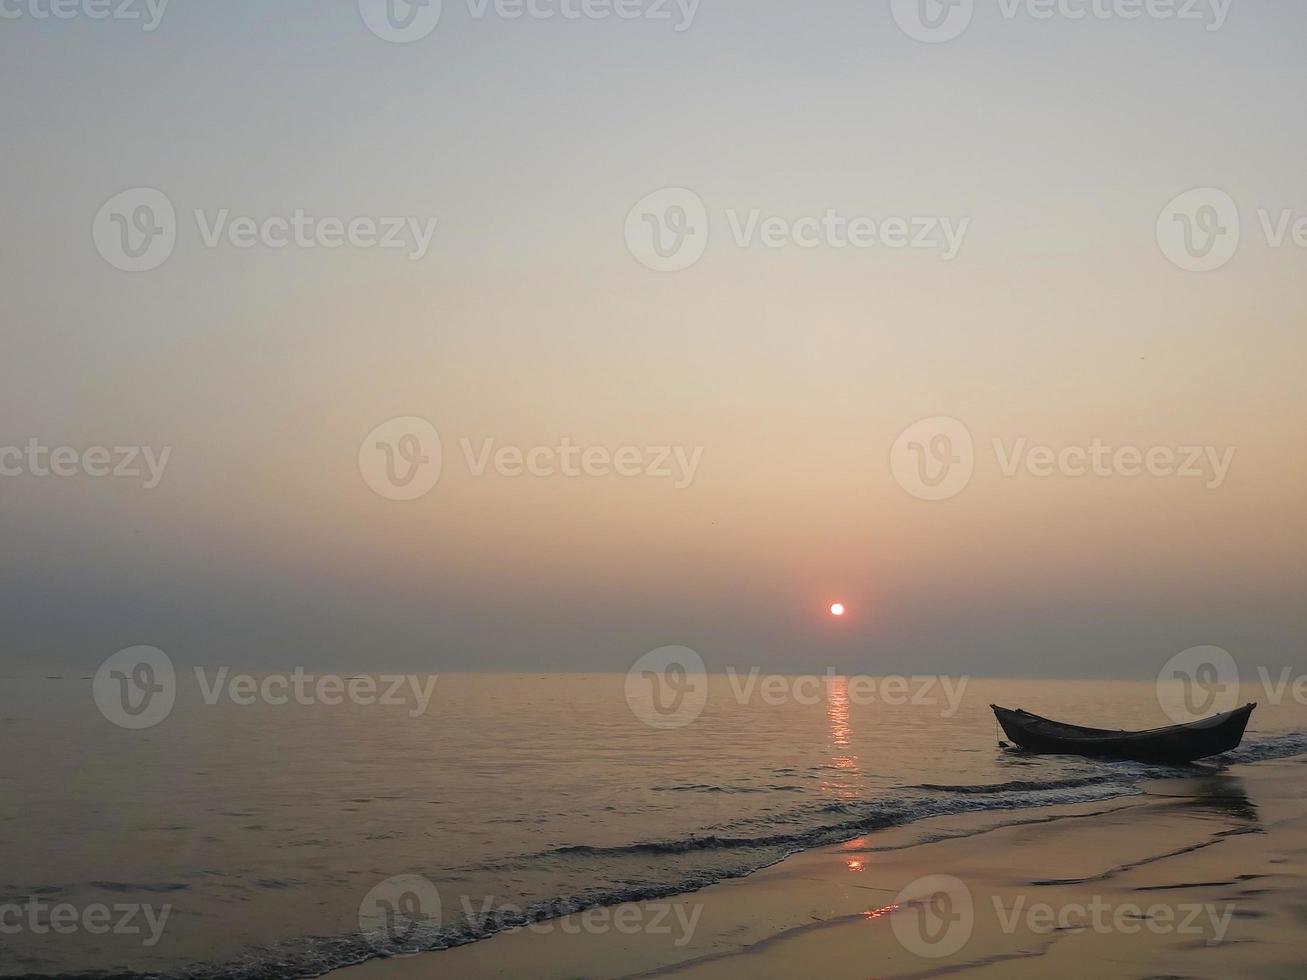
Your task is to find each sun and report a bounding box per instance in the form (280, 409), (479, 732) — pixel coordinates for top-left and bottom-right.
(829, 603), (846, 617)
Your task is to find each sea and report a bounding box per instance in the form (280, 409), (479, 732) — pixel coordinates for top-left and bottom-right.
(4, 673), (1306, 978)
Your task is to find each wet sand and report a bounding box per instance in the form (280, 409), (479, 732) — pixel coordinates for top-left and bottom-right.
(339, 755), (1307, 979)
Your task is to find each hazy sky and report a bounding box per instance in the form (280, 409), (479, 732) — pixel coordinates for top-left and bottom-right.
(2, 0), (1304, 676)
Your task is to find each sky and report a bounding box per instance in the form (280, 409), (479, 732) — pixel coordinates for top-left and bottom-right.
(1, 0), (1304, 677)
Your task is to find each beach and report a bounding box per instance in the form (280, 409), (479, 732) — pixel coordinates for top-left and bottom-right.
(341, 756), (1307, 980)
(7, 677), (1306, 979)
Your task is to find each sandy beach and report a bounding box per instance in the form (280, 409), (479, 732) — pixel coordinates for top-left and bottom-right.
(340, 755), (1307, 980)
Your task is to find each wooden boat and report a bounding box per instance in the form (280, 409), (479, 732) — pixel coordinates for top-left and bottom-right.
(991, 702), (1256, 764)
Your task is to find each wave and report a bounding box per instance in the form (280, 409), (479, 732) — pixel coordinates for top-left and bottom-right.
(1221, 730), (1307, 763)
(650, 782), (803, 794)
(543, 781), (1144, 863)
(17, 732), (1306, 980)
(909, 774), (1126, 794)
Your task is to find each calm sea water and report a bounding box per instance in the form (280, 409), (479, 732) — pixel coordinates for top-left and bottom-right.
(3, 673), (1305, 978)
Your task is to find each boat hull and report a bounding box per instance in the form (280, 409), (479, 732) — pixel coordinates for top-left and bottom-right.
(991, 703), (1256, 764)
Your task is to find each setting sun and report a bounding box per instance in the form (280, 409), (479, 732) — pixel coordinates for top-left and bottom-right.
(830, 603), (846, 617)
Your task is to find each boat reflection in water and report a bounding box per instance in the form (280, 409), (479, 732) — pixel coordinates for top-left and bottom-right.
(1151, 774), (1260, 824)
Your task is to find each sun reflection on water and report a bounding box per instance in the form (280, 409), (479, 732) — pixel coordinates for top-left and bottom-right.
(821, 676), (861, 800)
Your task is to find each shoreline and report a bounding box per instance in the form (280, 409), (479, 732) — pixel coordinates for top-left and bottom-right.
(337, 756), (1307, 979)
